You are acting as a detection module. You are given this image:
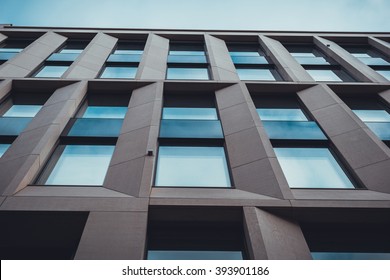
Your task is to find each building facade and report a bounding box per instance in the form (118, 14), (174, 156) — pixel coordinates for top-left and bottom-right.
(0, 25), (389, 260)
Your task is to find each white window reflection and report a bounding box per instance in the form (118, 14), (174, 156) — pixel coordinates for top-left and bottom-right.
(167, 68), (209, 80)
(353, 110), (390, 122)
(162, 108), (218, 120)
(274, 148), (354, 189)
(3, 105), (42, 117)
(257, 108), (307, 121)
(155, 146), (231, 187)
(377, 70), (390, 81)
(306, 69), (343, 82)
(100, 66), (137, 79)
(35, 66), (69, 78)
(82, 106), (127, 119)
(44, 145), (114, 186)
(236, 68), (276, 81)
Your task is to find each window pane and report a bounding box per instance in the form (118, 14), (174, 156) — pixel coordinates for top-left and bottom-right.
(237, 68), (276, 81)
(0, 117), (32, 135)
(274, 148), (354, 189)
(59, 49), (83, 54)
(159, 120), (223, 139)
(353, 110), (390, 122)
(113, 50), (143, 55)
(148, 250), (243, 260)
(68, 119), (123, 137)
(167, 55), (207, 63)
(263, 121), (327, 140)
(155, 146), (231, 187)
(293, 56), (330, 65)
(46, 53), (79, 62)
(167, 68), (209, 80)
(3, 105), (42, 117)
(44, 145), (114, 186)
(163, 108), (218, 120)
(0, 144), (11, 157)
(35, 66), (68, 78)
(376, 70), (390, 80)
(312, 252), (390, 260)
(290, 52), (316, 57)
(306, 69), (343, 82)
(0, 48), (23, 53)
(229, 51), (261, 57)
(257, 108), (307, 121)
(82, 106), (127, 119)
(169, 50), (205, 56)
(107, 54), (142, 63)
(100, 66), (137, 79)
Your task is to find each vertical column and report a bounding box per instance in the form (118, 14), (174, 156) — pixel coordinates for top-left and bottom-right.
(204, 34), (239, 80)
(104, 82), (162, 197)
(368, 37), (390, 57)
(0, 31), (67, 78)
(0, 81), (88, 195)
(258, 35), (313, 82)
(215, 83), (293, 199)
(297, 84), (390, 193)
(0, 79), (12, 100)
(136, 34), (169, 80)
(244, 207), (311, 260)
(314, 36), (387, 82)
(74, 211), (148, 260)
(64, 32), (118, 79)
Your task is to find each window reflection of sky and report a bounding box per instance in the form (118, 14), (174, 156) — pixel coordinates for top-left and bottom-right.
(3, 105), (42, 117)
(82, 106), (127, 119)
(163, 108), (217, 120)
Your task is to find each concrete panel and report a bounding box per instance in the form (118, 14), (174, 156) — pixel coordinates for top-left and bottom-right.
(290, 199), (390, 208)
(0, 196), (149, 212)
(44, 80), (88, 106)
(0, 64), (31, 77)
(297, 84), (340, 111)
(379, 89), (390, 106)
(355, 159), (390, 194)
(244, 207), (311, 260)
(259, 35), (314, 82)
(24, 42), (59, 59)
(15, 186), (131, 198)
(368, 37), (390, 57)
(292, 189), (390, 200)
(35, 31), (67, 48)
(219, 102), (256, 135)
(75, 211), (148, 260)
(205, 34), (239, 80)
(121, 100), (162, 133)
(314, 36), (387, 82)
(129, 82), (163, 108)
(137, 34), (169, 79)
(215, 83), (248, 110)
(0, 79), (12, 100)
(64, 65), (98, 79)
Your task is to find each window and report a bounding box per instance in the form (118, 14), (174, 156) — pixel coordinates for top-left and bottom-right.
(376, 70), (390, 80)
(100, 41), (144, 79)
(286, 45), (354, 82)
(274, 147), (354, 189)
(1, 104), (42, 135)
(155, 146), (230, 187)
(162, 107), (218, 120)
(34, 65), (69, 78)
(3, 105), (42, 117)
(38, 145), (114, 186)
(46, 40), (88, 62)
(228, 43), (282, 81)
(167, 42), (210, 80)
(0, 39), (33, 63)
(257, 108), (307, 121)
(0, 143), (11, 157)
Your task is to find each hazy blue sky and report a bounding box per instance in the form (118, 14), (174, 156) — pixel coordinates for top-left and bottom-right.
(0, 0), (389, 31)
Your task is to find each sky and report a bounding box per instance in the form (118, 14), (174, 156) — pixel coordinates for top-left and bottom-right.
(0, 0), (389, 32)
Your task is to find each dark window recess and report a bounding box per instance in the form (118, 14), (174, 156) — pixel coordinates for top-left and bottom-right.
(0, 211), (88, 260)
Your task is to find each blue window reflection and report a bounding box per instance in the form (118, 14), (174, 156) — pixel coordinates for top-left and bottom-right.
(167, 68), (209, 80)
(44, 145), (114, 186)
(0, 117), (33, 135)
(257, 108), (307, 121)
(155, 146), (231, 187)
(148, 250), (243, 260)
(312, 252), (390, 260)
(263, 121), (327, 140)
(82, 106), (127, 119)
(169, 50), (205, 56)
(3, 105), (42, 117)
(306, 69), (343, 82)
(35, 66), (69, 78)
(163, 108), (218, 120)
(229, 51), (261, 57)
(236, 68), (276, 81)
(274, 148), (354, 189)
(100, 66), (137, 79)
(160, 120), (223, 139)
(376, 70), (390, 80)
(0, 144), (11, 157)
(46, 53), (80, 62)
(113, 50), (143, 55)
(353, 110), (390, 122)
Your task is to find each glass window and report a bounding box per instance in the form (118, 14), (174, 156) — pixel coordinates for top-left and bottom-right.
(162, 108), (218, 120)
(353, 110), (390, 122)
(306, 69), (343, 82)
(229, 51), (261, 57)
(148, 250), (243, 260)
(274, 148), (354, 189)
(100, 66), (137, 79)
(3, 105), (42, 117)
(236, 68), (276, 81)
(34, 66), (68, 78)
(113, 49), (143, 55)
(43, 145), (114, 186)
(155, 146), (231, 187)
(167, 68), (209, 80)
(0, 143), (11, 157)
(82, 106), (127, 119)
(312, 252), (390, 260)
(257, 108), (308, 121)
(290, 52), (316, 57)
(169, 50), (205, 56)
(0, 47), (23, 53)
(58, 48), (83, 54)
(376, 70), (390, 80)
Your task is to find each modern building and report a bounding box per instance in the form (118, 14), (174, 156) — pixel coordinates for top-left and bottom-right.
(0, 25), (389, 260)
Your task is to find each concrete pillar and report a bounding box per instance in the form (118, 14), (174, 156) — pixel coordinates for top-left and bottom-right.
(204, 34), (239, 80)
(0, 79), (12, 100)
(258, 35), (314, 82)
(314, 36), (388, 83)
(297, 84), (390, 193)
(104, 82), (162, 197)
(379, 88), (390, 106)
(64, 32), (118, 79)
(74, 211), (148, 260)
(368, 37), (390, 57)
(0, 31), (67, 78)
(244, 207), (311, 259)
(136, 34), (169, 80)
(0, 81), (88, 195)
(215, 83), (293, 199)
